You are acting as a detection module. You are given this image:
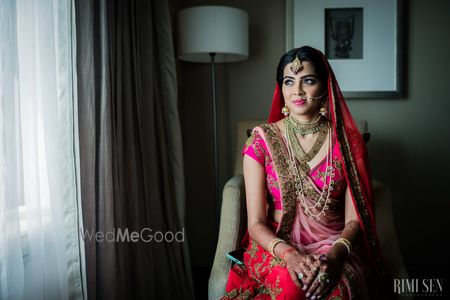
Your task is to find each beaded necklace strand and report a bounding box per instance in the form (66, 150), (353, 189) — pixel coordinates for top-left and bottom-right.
(284, 118), (335, 220)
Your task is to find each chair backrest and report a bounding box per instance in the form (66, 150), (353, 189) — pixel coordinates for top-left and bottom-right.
(233, 120), (265, 175)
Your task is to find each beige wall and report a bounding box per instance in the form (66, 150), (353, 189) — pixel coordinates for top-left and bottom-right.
(177, 0), (450, 279)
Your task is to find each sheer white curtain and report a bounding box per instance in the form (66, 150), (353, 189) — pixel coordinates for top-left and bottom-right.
(0, 0), (85, 299)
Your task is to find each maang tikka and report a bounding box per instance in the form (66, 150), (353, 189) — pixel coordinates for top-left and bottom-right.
(290, 55), (303, 74)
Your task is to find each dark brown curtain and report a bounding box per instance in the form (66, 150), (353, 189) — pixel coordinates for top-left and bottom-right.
(75, 0), (194, 299)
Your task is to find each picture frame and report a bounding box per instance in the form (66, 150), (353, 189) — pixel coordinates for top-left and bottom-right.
(285, 0), (405, 98)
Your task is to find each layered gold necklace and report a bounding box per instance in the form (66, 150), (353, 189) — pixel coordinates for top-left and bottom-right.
(285, 115), (329, 173)
(284, 115), (335, 220)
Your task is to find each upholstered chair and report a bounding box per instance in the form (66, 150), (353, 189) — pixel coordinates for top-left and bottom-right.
(208, 120), (409, 299)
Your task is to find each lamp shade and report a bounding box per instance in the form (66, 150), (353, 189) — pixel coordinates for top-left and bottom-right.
(177, 6), (249, 63)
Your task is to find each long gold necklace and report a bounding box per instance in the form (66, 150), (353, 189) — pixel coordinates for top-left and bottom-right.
(284, 116), (335, 220)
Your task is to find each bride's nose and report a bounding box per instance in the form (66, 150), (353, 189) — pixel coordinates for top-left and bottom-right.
(293, 81), (305, 96)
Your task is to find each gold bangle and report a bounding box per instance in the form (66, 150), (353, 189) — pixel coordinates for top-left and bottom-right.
(341, 237), (352, 250)
(332, 237), (352, 254)
(268, 238), (285, 258)
(267, 238), (281, 256)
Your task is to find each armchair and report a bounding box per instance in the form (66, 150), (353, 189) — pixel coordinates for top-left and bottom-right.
(208, 120), (409, 299)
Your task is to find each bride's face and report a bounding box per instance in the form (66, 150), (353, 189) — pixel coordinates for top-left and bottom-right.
(281, 60), (325, 119)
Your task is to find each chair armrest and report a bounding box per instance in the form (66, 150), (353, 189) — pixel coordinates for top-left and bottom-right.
(208, 174), (247, 300)
(373, 179), (409, 281)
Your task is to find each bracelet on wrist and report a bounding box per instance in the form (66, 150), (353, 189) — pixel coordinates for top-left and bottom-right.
(281, 247), (296, 261)
(268, 237), (285, 258)
(332, 237), (352, 255)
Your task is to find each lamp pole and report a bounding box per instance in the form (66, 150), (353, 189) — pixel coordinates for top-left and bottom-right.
(210, 52), (219, 230)
(177, 5), (248, 250)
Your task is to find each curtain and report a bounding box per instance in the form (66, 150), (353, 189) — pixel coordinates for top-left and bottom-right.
(75, 0), (195, 299)
(0, 0), (85, 299)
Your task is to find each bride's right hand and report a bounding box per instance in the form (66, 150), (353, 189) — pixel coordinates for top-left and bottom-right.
(284, 250), (321, 291)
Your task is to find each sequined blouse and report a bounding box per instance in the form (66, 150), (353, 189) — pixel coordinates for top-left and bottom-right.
(242, 126), (347, 211)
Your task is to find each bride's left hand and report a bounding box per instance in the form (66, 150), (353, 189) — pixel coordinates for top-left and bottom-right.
(303, 253), (345, 299)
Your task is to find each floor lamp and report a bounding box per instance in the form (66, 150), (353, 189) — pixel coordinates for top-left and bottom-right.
(177, 6), (248, 231)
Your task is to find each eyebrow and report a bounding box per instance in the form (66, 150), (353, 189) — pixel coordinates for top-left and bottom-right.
(283, 74), (317, 80)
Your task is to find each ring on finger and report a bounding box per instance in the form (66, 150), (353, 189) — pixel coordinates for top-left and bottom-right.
(297, 272), (304, 280)
(317, 271), (329, 283)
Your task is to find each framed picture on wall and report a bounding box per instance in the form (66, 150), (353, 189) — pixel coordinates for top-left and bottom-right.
(285, 0), (405, 98)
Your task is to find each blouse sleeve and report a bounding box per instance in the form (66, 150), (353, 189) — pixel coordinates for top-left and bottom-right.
(242, 129), (267, 167)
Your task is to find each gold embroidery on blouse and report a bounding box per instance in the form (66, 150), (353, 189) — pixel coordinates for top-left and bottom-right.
(245, 134), (254, 147)
(311, 159), (342, 180)
(267, 172), (280, 192)
(245, 131), (265, 163)
(311, 159), (345, 197)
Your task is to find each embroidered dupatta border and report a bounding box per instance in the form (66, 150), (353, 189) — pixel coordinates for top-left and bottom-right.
(258, 123), (343, 243)
(257, 124), (297, 242)
(328, 81), (385, 273)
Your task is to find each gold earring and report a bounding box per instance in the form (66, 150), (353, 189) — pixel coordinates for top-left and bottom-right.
(282, 106), (290, 116)
(320, 106), (327, 117)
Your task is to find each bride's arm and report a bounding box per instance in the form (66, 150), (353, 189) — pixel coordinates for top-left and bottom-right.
(244, 155), (307, 288)
(244, 155), (284, 254)
(329, 186), (362, 259)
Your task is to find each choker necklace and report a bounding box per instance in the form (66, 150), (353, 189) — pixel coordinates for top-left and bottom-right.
(285, 115), (326, 136)
(286, 119), (329, 173)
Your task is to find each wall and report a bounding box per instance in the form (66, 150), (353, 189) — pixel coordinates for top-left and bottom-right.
(345, 0), (450, 279)
(176, 0), (286, 270)
(177, 0), (450, 282)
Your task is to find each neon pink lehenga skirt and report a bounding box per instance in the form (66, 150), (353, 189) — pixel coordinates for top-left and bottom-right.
(221, 203), (371, 300)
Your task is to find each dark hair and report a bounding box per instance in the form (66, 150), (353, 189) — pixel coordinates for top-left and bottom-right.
(276, 46), (328, 87)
